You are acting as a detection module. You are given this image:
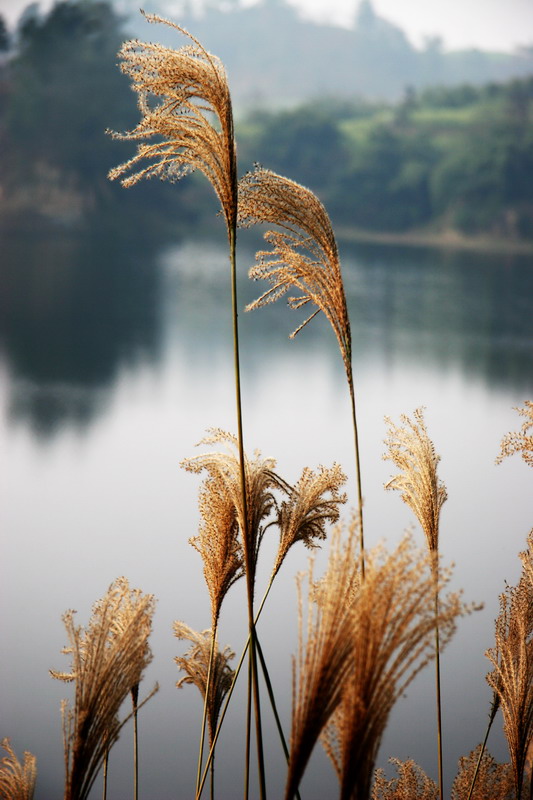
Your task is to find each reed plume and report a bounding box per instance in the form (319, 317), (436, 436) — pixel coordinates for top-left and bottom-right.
(271, 463), (347, 579)
(108, 12), (237, 233)
(383, 408), (447, 558)
(320, 533), (464, 800)
(496, 401), (533, 468)
(174, 623), (235, 746)
(371, 758), (438, 800)
(189, 469), (244, 629)
(50, 577), (157, 800)
(0, 739), (37, 800)
(451, 745), (513, 800)
(238, 166), (366, 576)
(383, 408), (447, 800)
(182, 429), (279, 595)
(284, 524), (359, 800)
(486, 531), (533, 800)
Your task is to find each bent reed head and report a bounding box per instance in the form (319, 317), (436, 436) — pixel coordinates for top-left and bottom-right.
(108, 12), (237, 231)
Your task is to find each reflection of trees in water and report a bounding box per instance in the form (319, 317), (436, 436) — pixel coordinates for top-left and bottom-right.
(343, 242), (533, 392)
(0, 232), (162, 437)
(0, 232), (531, 438)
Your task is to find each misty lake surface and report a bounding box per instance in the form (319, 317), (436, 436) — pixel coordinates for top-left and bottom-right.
(1, 227), (532, 799)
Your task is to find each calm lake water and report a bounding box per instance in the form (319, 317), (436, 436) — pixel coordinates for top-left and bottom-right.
(1, 227), (532, 799)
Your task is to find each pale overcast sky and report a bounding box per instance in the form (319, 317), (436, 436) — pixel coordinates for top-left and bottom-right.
(1, 0), (532, 52)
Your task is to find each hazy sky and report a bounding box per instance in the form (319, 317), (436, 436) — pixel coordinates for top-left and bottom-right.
(1, 0), (532, 52)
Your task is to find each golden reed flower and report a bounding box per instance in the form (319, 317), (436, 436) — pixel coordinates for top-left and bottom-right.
(174, 622), (235, 746)
(486, 531), (533, 800)
(320, 533), (463, 800)
(496, 401), (533, 469)
(451, 745), (513, 800)
(371, 758), (438, 800)
(51, 577), (157, 800)
(238, 166), (352, 381)
(0, 739), (37, 800)
(108, 13), (237, 232)
(383, 408), (447, 557)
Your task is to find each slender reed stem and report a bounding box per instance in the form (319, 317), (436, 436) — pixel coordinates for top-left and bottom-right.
(197, 580), (275, 799)
(228, 223), (267, 800)
(348, 377), (365, 580)
(102, 748), (108, 800)
(244, 655), (252, 800)
(466, 692), (499, 800)
(131, 684), (139, 800)
(433, 572), (444, 800)
(255, 638), (302, 800)
(195, 630), (217, 797)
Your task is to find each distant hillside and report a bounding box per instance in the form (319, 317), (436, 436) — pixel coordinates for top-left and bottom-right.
(129, 0), (533, 108)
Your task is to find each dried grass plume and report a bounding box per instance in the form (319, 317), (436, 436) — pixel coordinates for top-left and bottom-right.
(383, 408), (447, 557)
(496, 401), (533, 468)
(108, 13), (237, 231)
(0, 739), (37, 800)
(238, 166), (352, 381)
(50, 577), (157, 800)
(174, 622), (235, 745)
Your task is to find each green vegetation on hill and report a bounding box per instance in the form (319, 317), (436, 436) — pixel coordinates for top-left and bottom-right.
(0, 0), (532, 242)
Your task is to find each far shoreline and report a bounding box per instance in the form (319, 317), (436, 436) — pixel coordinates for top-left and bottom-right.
(336, 226), (533, 255)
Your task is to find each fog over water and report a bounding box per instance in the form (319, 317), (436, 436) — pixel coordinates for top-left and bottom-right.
(1, 230), (532, 798)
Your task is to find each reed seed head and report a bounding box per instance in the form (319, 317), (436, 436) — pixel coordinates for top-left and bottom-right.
(451, 745), (513, 800)
(272, 463), (347, 578)
(108, 13), (237, 231)
(321, 531), (464, 800)
(182, 429), (279, 595)
(383, 408), (447, 557)
(238, 166), (352, 381)
(50, 577), (156, 800)
(285, 524), (360, 800)
(174, 622), (235, 744)
(371, 758), (438, 800)
(496, 401), (533, 468)
(0, 739), (37, 800)
(486, 531), (533, 799)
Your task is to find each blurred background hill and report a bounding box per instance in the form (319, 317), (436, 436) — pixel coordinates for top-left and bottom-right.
(0, 0), (532, 241)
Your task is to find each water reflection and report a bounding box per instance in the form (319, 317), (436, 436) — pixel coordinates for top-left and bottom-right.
(0, 232), (162, 437)
(1, 229), (532, 798)
(1, 231), (531, 440)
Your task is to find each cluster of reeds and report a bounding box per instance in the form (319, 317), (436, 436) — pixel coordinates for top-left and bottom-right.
(2, 15), (532, 800)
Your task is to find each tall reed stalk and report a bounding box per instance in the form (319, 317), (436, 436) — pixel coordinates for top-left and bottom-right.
(238, 167), (365, 576)
(383, 408), (448, 800)
(108, 15), (269, 796)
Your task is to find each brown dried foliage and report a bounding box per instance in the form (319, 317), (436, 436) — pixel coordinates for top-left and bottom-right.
(238, 167), (352, 382)
(108, 13), (237, 231)
(496, 401), (533, 469)
(383, 408), (447, 556)
(486, 531), (533, 799)
(371, 758), (438, 800)
(0, 739), (37, 800)
(451, 745), (514, 800)
(174, 622), (235, 745)
(50, 577), (156, 800)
